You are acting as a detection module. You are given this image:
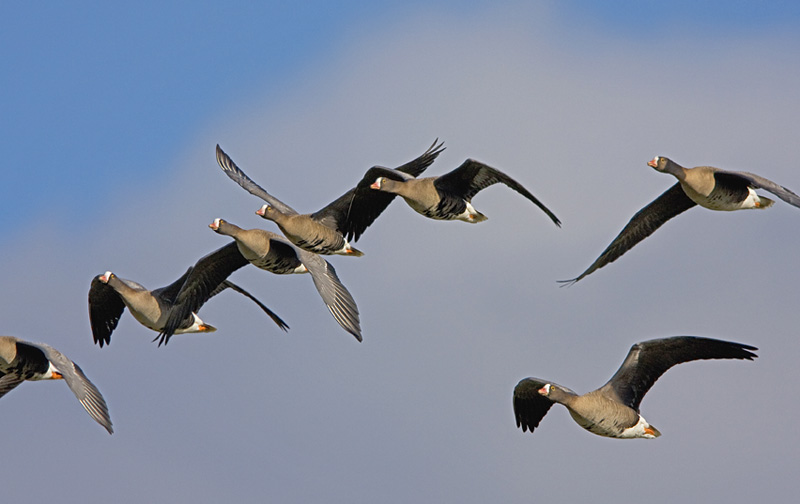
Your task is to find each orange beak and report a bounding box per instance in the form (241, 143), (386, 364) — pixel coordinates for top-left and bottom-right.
(370, 181), (381, 190)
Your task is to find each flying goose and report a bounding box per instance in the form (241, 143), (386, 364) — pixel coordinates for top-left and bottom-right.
(215, 140), (445, 256)
(563, 156), (800, 284)
(513, 336), (757, 439)
(89, 242), (288, 347)
(209, 218), (361, 341)
(0, 335), (113, 434)
(365, 158), (561, 226)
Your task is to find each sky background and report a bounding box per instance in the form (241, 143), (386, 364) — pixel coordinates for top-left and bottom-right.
(2, 1), (800, 502)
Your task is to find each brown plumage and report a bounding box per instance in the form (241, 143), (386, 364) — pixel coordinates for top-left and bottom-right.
(215, 140), (445, 255)
(365, 158), (561, 226)
(89, 243), (288, 347)
(1, 335), (113, 434)
(513, 336), (757, 439)
(209, 218), (362, 341)
(562, 156), (800, 284)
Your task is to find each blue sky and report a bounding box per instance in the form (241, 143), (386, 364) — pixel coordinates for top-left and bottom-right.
(3, 2), (800, 503)
(5, 0), (800, 239)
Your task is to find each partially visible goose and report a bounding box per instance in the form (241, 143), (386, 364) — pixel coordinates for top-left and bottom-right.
(216, 140), (445, 255)
(0, 335), (113, 434)
(209, 218), (361, 341)
(365, 158), (561, 226)
(563, 156), (800, 284)
(89, 242), (288, 347)
(513, 336), (757, 439)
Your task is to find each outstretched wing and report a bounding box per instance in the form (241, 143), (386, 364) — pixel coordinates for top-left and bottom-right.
(597, 336), (757, 412)
(313, 139), (446, 242)
(30, 342), (113, 434)
(560, 183), (697, 285)
(296, 247), (361, 341)
(218, 280), (289, 333)
(216, 144), (297, 215)
(726, 170), (800, 208)
(391, 138), (445, 178)
(434, 159), (561, 226)
(157, 242), (250, 345)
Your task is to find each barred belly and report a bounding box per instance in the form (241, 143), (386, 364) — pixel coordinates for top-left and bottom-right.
(291, 234), (344, 255)
(251, 254), (302, 274)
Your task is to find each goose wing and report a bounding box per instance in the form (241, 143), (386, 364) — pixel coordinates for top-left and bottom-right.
(88, 276), (127, 347)
(560, 183), (697, 285)
(597, 336), (757, 411)
(295, 247), (361, 341)
(0, 373), (24, 399)
(723, 170), (800, 208)
(29, 342), (113, 434)
(313, 139), (446, 241)
(513, 377), (575, 434)
(157, 242), (250, 345)
(216, 144), (297, 215)
(216, 280), (289, 334)
(434, 159), (561, 226)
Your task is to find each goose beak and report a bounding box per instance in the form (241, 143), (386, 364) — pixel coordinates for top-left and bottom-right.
(644, 426), (661, 437)
(209, 219), (219, 231)
(370, 181), (381, 190)
(647, 158), (658, 168)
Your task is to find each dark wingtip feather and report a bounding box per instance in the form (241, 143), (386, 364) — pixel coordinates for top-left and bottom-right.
(556, 278), (579, 287)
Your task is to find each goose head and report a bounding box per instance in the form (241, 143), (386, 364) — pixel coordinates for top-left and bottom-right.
(370, 177), (400, 193)
(648, 156), (683, 177)
(256, 204), (281, 221)
(98, 271), (115, 284)
(209, 218), (224, 232)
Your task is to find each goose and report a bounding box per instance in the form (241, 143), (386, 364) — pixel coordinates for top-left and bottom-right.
(208, 218), (361, 341)
(563, 156), (800, 284)
(89, 242), (288, 347)
(513, 336), (757, 439)
(0, 335), (113, 434)
(365, 158), (561, 226)
(215, 140), (445, 255)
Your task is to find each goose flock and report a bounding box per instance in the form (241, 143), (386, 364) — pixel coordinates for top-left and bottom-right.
(4, 140), (799, 440)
